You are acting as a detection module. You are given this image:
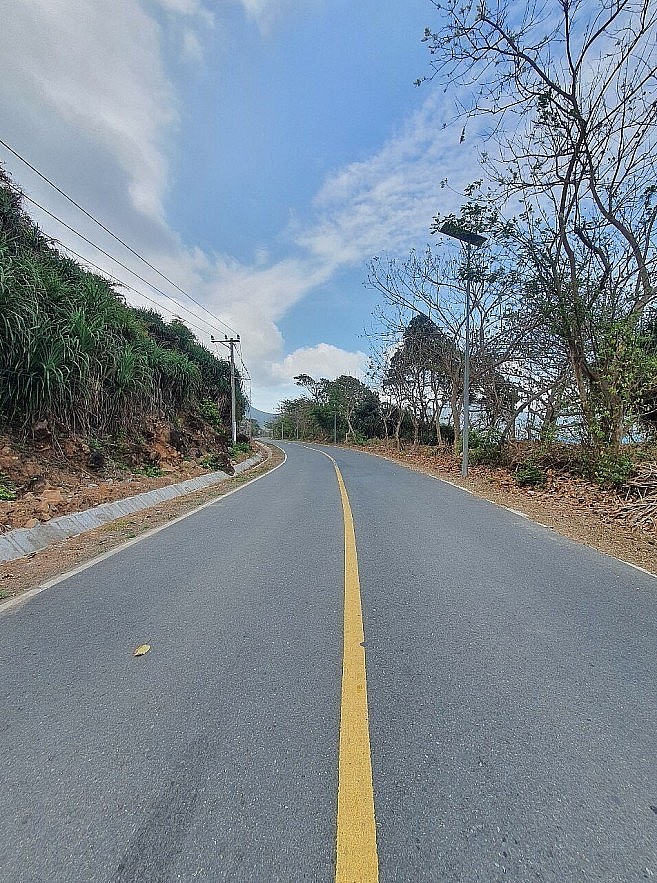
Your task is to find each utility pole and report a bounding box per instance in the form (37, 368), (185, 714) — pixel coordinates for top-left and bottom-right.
(211, 334), (240, 445)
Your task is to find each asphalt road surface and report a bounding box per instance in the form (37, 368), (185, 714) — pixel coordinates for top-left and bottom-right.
(1, 442), (656, 882)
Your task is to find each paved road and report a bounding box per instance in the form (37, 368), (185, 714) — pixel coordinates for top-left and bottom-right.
(1, 443), (656, 881)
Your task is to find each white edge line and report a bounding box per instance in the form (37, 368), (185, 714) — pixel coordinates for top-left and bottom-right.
(300, 443), (657, 583)
(0, 447), (287, 615)
(426, 473), (657, 580)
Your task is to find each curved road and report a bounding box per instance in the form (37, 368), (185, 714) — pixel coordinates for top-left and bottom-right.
(1, 443), (656, 881)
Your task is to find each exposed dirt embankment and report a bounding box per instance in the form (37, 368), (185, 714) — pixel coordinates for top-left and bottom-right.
(0, 443), (282, 604)
(0, 416), (238, 534)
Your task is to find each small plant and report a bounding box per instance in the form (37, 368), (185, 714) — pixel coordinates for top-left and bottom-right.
(592, 452), (635, 487)
(0, 473), (17, 502)
(131, 465), (164, 478)
(100, 518), (131, 532)
(468, 429), (506, 466)
(201, 453), (226, 470)
(198, 399), (223, 429)
(515, 464), (546, 487)
(229, 441), (251, 457)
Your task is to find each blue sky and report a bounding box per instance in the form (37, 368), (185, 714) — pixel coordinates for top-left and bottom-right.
(1, 0), (483, 411)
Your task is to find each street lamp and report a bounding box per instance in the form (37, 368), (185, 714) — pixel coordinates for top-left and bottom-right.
(438, 222), (487, 477)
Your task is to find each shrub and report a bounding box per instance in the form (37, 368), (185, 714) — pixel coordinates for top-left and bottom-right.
(200, 453), (226, 470)
(229, 441), (251, 457)
(515, 464), (546, 487)
(468, 429), (506, 466)
(0, 474), (16, 501)
(198, 399), (222, 429)
(591, 452), (635, 487)
(131, 465), (163, 478)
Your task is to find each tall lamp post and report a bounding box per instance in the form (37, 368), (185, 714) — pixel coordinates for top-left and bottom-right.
(438, 222), (487, 477)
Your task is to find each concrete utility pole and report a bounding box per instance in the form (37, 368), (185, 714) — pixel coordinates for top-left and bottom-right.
(211, 335), (240, 445)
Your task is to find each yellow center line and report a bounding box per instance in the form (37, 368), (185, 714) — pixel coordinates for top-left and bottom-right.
(331, 458), (379, 883)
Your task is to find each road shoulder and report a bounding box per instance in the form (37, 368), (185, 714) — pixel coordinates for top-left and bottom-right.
(342, 443), (657, 579)
(0, 444), (285, 607)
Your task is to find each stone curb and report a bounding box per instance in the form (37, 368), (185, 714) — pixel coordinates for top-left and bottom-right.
(0, 453), (263, 564)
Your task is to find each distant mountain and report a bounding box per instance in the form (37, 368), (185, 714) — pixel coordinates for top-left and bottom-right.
(247, 406), (276, 427)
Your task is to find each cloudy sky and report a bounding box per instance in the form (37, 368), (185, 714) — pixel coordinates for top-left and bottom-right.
(1, 0), (482, 412)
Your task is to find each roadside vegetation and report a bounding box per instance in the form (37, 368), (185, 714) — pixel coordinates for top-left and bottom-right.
(0, 168), (249, 482)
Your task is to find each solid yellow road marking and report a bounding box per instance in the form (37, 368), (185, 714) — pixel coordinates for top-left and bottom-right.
(332, 460), (379, 883)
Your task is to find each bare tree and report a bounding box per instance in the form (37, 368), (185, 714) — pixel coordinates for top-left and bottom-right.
(367, 232), (539, 446)
(421, 0), (657, 449)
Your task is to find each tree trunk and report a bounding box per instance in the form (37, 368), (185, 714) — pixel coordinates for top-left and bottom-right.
(434, 414), (443, 446)
(450, 393), (461, 453)
(394, 413), (403, 450)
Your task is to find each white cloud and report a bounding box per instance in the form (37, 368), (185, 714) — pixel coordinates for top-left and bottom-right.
(296, 93), (485, 271)
(154, 0), (215, 27)
(270, 343), (368, 383)
(0, 0), (216, 220)
(1, 0), (177, 222)
(249, 343), (368, 411)
(237, 0), (323, 34)
(156, 0), (204, 13)
(181, 29), (204, 63)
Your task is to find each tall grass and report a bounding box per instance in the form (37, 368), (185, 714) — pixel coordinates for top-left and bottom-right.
(0, 169), (244, 437)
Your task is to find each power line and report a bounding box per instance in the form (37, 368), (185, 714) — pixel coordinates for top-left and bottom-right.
(23, 192), (234, 338)
(57, 242), (201, 334)
(236, 343), (252, 381)
(0, 138), (238, 336)
(55, 240), (215, 340)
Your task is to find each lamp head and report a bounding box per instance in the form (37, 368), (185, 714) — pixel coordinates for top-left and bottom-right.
(437, 221), (487, 247)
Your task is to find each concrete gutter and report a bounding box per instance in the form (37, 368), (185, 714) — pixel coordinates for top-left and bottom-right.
(0, 453), (263, 564)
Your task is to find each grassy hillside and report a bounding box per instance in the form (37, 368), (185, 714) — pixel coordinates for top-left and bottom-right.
(0, 168), (245, 443)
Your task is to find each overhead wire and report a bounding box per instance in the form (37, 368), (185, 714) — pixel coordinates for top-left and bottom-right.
(236, 342), (252, 381)
(0, 137), (239, 337)
(58, 241), (239, 375)
(0, 138), (187, 296)
(236, 344), (253, 416)
(54, 240), (215, 340)
(22, 192), (236, 339)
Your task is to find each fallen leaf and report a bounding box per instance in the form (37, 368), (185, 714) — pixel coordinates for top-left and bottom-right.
(133, 644), (151, 657)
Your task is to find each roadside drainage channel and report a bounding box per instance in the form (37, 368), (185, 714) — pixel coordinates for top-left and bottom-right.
(0, 454), (263, 565)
